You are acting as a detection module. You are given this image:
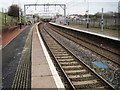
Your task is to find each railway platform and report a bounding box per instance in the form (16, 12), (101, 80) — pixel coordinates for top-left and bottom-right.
(2, 25), (27, 48)
(31, 23), (64, 88)
(65, 24), (119, 39)
(50, 22), (119, 41)
(2, 22), (119, 89)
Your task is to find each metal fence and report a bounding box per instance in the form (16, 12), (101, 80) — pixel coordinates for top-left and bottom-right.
(69, 17), (119, 30)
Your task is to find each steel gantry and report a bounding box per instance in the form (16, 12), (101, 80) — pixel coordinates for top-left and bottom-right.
(24, 4), (66, 23)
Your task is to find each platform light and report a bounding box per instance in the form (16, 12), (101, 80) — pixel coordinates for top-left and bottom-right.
(85, 0), (89, 29)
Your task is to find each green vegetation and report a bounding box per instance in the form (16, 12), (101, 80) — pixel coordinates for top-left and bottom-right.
(0, 12), (26, 29)
(8, 4), (19, 18)
(0, 12), (17, 29)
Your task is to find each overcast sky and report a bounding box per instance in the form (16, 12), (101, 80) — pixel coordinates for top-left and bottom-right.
(0, 0), (119, 15)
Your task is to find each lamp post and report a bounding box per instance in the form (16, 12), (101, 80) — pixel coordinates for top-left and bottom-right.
(19, 10), (22, 29)
(86, 0), (89, 29)
(64, 5), (66, 25)
(86, 10), (89, 28)
(5, 9), (7, 25)
(101, 8), (104, 31)
(113, 13), (116, 30)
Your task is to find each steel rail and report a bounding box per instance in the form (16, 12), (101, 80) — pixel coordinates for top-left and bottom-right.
(38, 23), (114, 90)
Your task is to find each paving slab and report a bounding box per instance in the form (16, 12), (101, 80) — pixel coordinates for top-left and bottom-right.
(31, 24), (57, 88)
(32, 76), (56, 88)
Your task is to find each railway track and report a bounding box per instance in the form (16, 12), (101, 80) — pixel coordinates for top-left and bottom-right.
(47, 23), (120, 65)
(38, 23), (114, 89)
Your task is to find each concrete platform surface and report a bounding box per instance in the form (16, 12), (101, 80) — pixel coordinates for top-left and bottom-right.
(31, 23), (64, 88)
(50, 22), (119, 41)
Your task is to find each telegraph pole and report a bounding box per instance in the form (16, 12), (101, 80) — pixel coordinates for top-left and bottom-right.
(101, 8), (104, 31)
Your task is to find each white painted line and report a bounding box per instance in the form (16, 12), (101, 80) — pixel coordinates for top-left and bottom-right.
(50, 22), (119, 41)
(36, 23), (65, 89)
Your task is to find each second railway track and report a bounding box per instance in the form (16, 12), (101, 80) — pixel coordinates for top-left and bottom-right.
(47, 23), (120, 64)
(38, 22), (115, 90)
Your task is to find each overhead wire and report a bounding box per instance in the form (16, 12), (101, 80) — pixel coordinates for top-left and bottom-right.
(11, 0), (15, 5)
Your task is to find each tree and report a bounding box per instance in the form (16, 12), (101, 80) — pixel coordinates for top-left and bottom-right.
(94, 12), (101, 18)
(8, 4), (20, 18)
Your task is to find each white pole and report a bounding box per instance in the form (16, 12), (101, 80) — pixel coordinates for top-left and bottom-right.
(24, 5), (26, 25)
(19, 10), (22, 29)
(64, 5), (66, 25)
(101, 8), (104, 31)
(2, 8), (4, 13)
(86, 0), (89, 28)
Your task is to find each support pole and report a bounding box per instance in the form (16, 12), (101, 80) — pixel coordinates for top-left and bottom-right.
(64, 5), (66, 25)
(24, 5), (26, 25)
(44, 4), (45, 12)
(19, 10), (22, 29)
(24, 4), (66, 24)
(86, 11), (89, 28)
(5, 9), (6, 25)
(86, 0), (89, 29)
(101, 8), (104, 31)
